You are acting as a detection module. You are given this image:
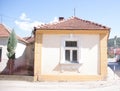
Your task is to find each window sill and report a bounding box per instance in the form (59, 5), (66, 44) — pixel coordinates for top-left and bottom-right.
(60, 62), (82, 73)
(60, 61), (83, 64)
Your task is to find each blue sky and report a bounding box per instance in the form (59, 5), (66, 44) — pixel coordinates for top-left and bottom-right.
(0, 0), (120, 38)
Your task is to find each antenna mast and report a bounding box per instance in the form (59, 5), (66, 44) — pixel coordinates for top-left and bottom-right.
(74, 8), (76, 16)
(0, 14), (2, 23)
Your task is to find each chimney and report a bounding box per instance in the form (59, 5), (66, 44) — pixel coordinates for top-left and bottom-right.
(59, 17), (64, 21)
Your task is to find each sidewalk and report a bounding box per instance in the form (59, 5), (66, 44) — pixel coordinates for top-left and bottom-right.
(0, 80), (120, 91)
(0, 66), (120, 91)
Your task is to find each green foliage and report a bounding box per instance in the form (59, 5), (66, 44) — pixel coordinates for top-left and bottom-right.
(108, 37), (120, 58)
(108, 52), (115, 58)
(108, 37), (120, 48)
(7, 30), (18, 59)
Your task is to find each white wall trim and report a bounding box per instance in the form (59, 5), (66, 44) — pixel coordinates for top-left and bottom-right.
(60, 34), (81, 64)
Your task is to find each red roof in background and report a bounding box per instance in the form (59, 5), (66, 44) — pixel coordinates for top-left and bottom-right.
(0, 24), (28, 44)
(116, 48), (120, 55)
(36, 17), (110, 30)
(109, 48), (120, 55)
(23, 37), (34, 43)
(0, 24), (10, 37)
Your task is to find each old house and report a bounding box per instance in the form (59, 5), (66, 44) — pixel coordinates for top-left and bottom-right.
(34, 17), (110, 81)
(23, 37), (34, 75)
(0, 24), (31, 75)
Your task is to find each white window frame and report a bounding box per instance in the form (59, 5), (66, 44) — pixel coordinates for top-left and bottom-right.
(60, 36), (81, 64)
(65, 42), (78, 63)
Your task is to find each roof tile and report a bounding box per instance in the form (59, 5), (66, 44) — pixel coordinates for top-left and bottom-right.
(0, 24), (28, 44)
(36, 17), (110, 30)
(23, 37), (34, 43)
(0, 24), (10, 37)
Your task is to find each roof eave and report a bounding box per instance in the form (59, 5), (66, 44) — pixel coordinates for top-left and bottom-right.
(35, 28), (110, 30)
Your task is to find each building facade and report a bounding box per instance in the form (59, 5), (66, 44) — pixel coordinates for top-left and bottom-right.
(0, 24), (29, 75)
(34, 17), (110, 81)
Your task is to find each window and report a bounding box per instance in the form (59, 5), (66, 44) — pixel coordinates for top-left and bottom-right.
(0, 48), (2, 62)
(65, 41), (77, 47)
(65, 41), (78, 63)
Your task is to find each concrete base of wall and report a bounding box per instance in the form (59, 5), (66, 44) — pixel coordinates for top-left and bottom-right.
(0, 75), (34, 81)
(33, 74), (105, 82)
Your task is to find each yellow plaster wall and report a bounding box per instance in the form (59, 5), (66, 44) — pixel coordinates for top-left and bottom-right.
(99, 32), (109, 77)
(34, 29), (110, 81)
(38, 75), (103, 81)
(34, 31), (42, 81)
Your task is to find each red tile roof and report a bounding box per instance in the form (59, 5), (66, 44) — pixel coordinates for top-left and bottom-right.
(0, 24), (10, 37)
(108, 48), (120, 55)
(116, 48), (120, 55)
(0, 24), (28, 44)
(36, 17), (110, 30)
(23, 37), (34, 43)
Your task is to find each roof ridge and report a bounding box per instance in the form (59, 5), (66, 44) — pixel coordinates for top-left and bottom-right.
(0, 23), (11, 34)
(38, 16), (82, 28)
(48, 17), (67, 25)
(38, 16), (77, 28)
(36, 16), (110, 30)
(72, 17), (110, 29)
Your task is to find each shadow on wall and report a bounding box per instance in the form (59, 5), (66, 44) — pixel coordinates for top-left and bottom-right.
(0, 46), (34, 76)
(53, 63), (83, 72)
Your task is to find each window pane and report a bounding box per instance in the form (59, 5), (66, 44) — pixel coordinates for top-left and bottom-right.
(72, 50), (77, 62)
(0, 49), (2, 62)
(65, 41), (77, 47)
(65, 50), (70, 61)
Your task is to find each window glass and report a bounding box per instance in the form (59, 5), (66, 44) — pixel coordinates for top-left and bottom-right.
(64, 41), (78, 63)
(65, 41), (77, 47)
(72, 50), (77, 63)
(65, 50), (70, 61)
(0, 49), (2, 62)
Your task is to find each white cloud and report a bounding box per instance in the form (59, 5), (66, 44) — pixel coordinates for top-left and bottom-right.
(50, 17), (58, 24)
(20, 13), (30, 21)
(15, 13), (44, 31)
(15, 14), (59, 32)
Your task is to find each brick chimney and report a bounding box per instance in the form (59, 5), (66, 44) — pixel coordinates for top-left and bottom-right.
(59, 17), (64, 21)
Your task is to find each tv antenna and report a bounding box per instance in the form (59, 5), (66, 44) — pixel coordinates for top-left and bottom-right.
(74, 8), (76, 16)
(0, 14), (3, 23)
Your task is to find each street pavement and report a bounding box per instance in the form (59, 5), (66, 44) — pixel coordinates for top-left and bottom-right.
(0, 80), (120, 91)
(108, 62), (120, 77)
(0, 62), (120, 91)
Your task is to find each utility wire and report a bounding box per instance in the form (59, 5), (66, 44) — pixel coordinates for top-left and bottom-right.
(0, 14), (18, 24)
(0, 14), (42, 23)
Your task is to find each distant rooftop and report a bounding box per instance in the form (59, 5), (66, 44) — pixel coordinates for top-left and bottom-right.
(0, 24), (28, 44)
(0, 24), (10, 37)
(23, 37), (34, 43)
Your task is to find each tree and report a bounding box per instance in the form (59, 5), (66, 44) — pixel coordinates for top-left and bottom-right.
(7, 30), (17, 74)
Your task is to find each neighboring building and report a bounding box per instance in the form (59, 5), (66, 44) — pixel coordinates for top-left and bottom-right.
(34, 17), (110, 81)
(108, 47), (120, 61)
(0, 24), (10, 73)
(0, 24), (30, 75)
(23, 37), (34, 75)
